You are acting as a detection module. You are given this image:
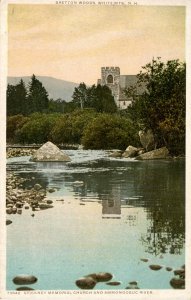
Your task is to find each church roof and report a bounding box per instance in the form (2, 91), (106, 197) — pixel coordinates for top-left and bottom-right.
(120, 75), (146, 94)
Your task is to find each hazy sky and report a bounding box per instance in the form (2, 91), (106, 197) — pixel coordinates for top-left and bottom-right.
(8, 4), (185, 84)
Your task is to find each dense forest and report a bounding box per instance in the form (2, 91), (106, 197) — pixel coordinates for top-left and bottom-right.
(7, 59), (185, 155)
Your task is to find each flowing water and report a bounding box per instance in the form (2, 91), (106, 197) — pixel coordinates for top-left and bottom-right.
(6, 150), (185, 290)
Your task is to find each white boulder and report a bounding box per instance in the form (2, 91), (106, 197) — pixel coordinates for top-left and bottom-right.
(30, 141), (71, 162)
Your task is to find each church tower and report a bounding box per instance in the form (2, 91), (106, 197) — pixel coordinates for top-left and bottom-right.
(97, 67), (120, 107)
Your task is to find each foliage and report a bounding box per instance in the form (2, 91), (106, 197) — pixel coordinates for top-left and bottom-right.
(27, 75), (49, 113)
(91, 84), (117, 113)
(72, 83), (117, 113)
(7, 114), (29, 143)
(48, 98), (66, 113)
(72, 83), (88, 109)
(7, 76), (117, 117)
(7, 80), (28, 116)
(63, 101), (79, 113)
(82, 114), (139, 150)
(15, 113), (60, 144)
(7, 111), (139, 149)
(7, 76), (50, 116)
(50, 109), (97, 144)
(126, 58), (185, 155)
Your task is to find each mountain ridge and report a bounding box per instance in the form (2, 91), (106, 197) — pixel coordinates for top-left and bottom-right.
(7, 76), (80, 102)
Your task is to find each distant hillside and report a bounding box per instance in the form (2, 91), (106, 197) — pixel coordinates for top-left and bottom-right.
(7, 76), (79, 102)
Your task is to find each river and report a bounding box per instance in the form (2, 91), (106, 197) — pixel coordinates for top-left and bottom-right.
(6, 150), (185, 290)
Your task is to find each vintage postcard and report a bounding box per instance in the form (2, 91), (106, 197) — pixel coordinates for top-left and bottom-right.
(0, 0), (191, 299)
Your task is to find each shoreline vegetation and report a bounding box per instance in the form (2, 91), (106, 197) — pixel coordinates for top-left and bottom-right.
(7, 58), (185, 157)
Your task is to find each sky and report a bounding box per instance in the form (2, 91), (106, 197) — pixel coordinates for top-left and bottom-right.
(8, 4), (185, 84)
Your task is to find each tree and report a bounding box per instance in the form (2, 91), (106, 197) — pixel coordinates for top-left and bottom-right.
(7, 80), (27, 116)
(72, 83), (88, 109)
(127, 58), (185, 155)
(48, 98), (66, 113)
(71, 83), (117, 113)
(7, 84), (17, 116)
(93, 84), (117, 113)
(27, 75), (49, 113)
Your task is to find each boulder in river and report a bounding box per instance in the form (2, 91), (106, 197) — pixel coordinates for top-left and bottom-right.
(129, 281), (138, 285)
(149, 264), (162, 271)
(39, 203), (54, 210)
(13, 275), (38, 285)
(48, 188), (55, 193)
(16, 287), (34, 291)
(122, 146), (139, 158)
(174, 269), (185, 277)
(136, 147), (169, 160)
(106, 281), (121, 286)
(6, 220), (12, 225)
(170, 277), (185, 289)
(126, 285), (140, 289)
(47, 199), (53, 204)
(6, 208), (13, 214)
(33, 184), (42, 191)
(16, 202), (23, 208)
(30, 141), (71, 162)
(109, 151), (122, 158)
(75, 277), (97, 289)
(87, 272), (113, 282)
(140, 258), (149, 262)
(12, 207), (17, 214)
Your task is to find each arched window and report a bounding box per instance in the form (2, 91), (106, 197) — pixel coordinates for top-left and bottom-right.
(107, 74), (113, 84)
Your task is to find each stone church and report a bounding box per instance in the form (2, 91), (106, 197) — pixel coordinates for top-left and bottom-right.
(97, 66), (143, 109)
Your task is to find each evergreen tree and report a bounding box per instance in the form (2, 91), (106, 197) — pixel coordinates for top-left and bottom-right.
(17, 79), (28, 115)
(93, 84), (117, 113)
(7, 84), (17, 116)
(7, 79), (27, 115)
(27, 75), (49, 113)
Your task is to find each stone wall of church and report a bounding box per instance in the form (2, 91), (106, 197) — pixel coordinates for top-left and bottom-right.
(101, 67), (120, 105)
(97, 66), (137, 109)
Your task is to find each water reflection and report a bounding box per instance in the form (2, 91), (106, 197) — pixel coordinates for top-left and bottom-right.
(136, 159), (185, 256)
(7, 154), (185, 257)
(102, 194), (121, 219)
(141, 209), (185, 256)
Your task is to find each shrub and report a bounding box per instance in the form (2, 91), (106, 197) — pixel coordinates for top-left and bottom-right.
(81, 114), (139, 150)
(16, 113), (59, 144)
(50, 109), (97, 144)
(7, 115), (29, 143)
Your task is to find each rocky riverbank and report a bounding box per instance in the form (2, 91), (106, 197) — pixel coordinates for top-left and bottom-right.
(7, 148), (36, 159)
(6, 171), (54, 220)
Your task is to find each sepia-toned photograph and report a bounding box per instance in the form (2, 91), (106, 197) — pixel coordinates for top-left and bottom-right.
(1, 0), (190, 298)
